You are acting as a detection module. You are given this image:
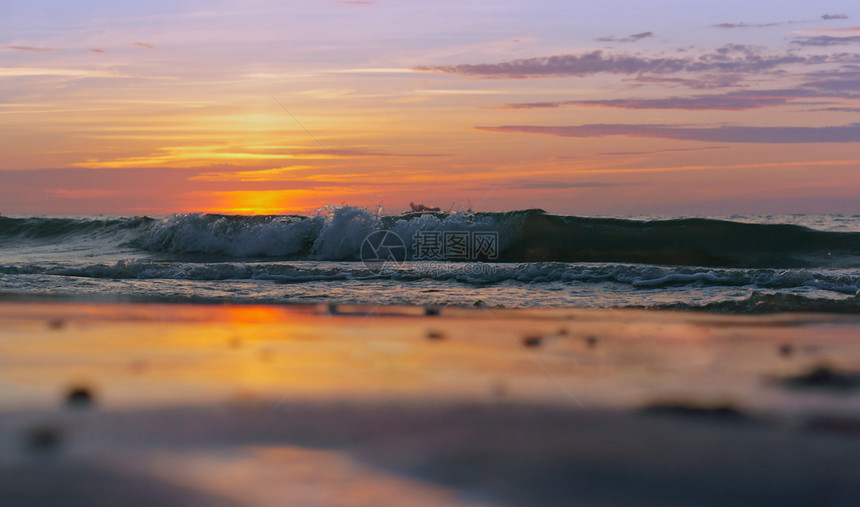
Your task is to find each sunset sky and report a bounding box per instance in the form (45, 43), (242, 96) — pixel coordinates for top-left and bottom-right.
(2, 0), (860, 215)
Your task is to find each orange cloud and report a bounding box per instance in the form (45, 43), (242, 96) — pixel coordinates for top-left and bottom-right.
(6, 45), (53, 51)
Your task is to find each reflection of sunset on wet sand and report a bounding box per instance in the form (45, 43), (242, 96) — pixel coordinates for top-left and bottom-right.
(2, 302), (860, 504)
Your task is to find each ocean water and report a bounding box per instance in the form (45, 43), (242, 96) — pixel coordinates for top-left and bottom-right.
(1, 206), (860, 312)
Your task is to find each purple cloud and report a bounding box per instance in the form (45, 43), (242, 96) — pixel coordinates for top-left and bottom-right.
(803, 77), (860, 92)
(414, 46), (833, 79)
(822, 14), (849, 20)
(626, 74), (746, 89)
(475, 123), (860, 143)
(711, 21), (785, 29)
(809, 106), (860, 112)
(497, 86), (860, 111)
(596, 31), (655, 43)
(599, 146), (728, 156)
(792, 35), (860, 47)
(497, 91), (801, 111)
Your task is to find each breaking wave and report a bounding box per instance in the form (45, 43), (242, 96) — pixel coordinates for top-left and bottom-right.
(2, 207), (860, 268)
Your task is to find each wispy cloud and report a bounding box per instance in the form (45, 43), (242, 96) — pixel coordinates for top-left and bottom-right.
(6, 45), (53, 51)
(710, 15), (848, 28)
(71, 145), (448, 169)
(808, 106), (860, 113)
(803, 76), (860, 92)
(131, 42), (155, 50)
(302, 149), (447, 158)
(496, 87), (857, 111)
(491, 180), (620, 190)
(793, 35), (860, 46)
(599, 146), (728, 156)
(475, 123), (860, 143)
(796, 26), (860, 36)
(0, 67), (122, 78)
(414, 45), (836, 79)
(596, 31), (654, 43)
(710, 21), (786, 29)
(44, 188), (124, 199)
(190, 166), (340, 183)
(625, 74), (745, 89)
(792, 26), (860, 46)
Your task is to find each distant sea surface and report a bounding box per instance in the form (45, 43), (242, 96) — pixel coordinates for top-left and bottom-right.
(2, 207), (860, 313)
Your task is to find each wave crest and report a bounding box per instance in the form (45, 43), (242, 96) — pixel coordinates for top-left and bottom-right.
(3, 208), (860, 267)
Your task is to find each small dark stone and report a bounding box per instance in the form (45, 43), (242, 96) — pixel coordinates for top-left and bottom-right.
(473, 300), (485, 307)
(65, 386), (94, 409)
(780, 365), (860, 392)
(47, 318), (65, 330)
(522, 336), (542, 348)
(26, 425), (63, 453)
(585, 336), (598, 348)
(641, 402), (748, 422)
(426, 330), (445, 340)
(424, 306), (441, 316)
(778, 344), (793, 357)
(556, 327), (569, 336)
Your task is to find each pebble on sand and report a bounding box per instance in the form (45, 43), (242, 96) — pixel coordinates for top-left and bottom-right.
(424, 306), (441, 316)
(779, 365), (860, 391)
(778, 344), (794, 357)
(585, 336), (598, 348)
(426, 329), (445, 340)
(65, 386), (95, 409)
(522, 336), (542, 348)
(640, 402), (749, 422)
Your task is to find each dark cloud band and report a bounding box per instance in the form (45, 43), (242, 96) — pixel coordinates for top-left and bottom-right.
(476, 123), (860, 143)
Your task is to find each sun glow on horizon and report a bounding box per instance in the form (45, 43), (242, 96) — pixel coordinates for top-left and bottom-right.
(203, 190), (320, 215)
(3, 0), (860, 215)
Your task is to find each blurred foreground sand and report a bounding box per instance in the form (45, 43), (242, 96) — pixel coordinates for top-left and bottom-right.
(1, 302), (859, 506)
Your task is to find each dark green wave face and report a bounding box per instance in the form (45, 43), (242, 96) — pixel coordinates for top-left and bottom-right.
(497, 212), (860, 268)
(2, 210), (860, 268)
(0, 216), (153, 239)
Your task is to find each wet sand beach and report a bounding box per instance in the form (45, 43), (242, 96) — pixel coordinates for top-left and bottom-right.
(1, 302), (859, 505)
